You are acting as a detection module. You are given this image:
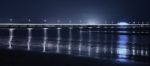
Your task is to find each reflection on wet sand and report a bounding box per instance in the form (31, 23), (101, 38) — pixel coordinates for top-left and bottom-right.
(0, 28), (149, 62)
(117, 35), (128, 59)
(42, 28), (48, 52)
(8, 28), (15, 49)
(27, 28), (32, 51)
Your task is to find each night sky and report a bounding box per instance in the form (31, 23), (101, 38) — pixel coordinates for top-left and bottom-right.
(0, 0), (150, 23)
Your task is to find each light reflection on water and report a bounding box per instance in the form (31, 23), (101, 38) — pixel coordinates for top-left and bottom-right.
(0, 28), (149, 62)
(117, 35), (128, 59)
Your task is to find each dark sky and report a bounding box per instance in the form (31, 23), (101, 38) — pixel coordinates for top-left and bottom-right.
(0, 0), (150, 23)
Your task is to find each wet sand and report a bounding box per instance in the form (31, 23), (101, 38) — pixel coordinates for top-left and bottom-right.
(0, 48), (149, 66)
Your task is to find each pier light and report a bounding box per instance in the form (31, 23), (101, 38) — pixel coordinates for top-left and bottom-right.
(117, 22), (129, 25)
(9, 18), (13, 22)
(43, 28), (48, 30)
(117, 22), (129, 29)
(28, 19), (31, 22)
(133, 21), (136, 24)
(43, 19), (47, 22)
(57, 20), (60, 23)
(28, 28), (32, 30)
(57, 27), (62, 30)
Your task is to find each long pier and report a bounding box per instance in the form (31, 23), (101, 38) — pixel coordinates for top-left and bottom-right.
(0, 23), (149, 28)
(0, 23), (150, 35)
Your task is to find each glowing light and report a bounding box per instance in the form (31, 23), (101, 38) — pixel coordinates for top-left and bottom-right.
(117, 22), (129, 29)
(28, 19), (31, 22)
(117, 22), (129, 25)
(43, 19), (47, 22)
(9, 18), (13, 22)
(87, 19), (98, 25)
